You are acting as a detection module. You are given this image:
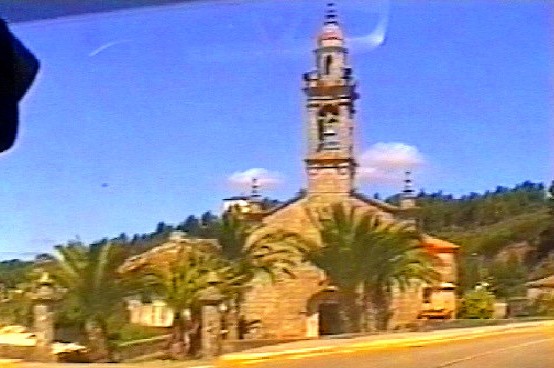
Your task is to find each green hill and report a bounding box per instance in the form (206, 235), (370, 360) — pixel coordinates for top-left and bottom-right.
(435, 209), (550, 257)
(398, 180), (554, 296)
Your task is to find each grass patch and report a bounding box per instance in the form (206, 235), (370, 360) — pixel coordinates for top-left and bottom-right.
(110, 324), (171, 343)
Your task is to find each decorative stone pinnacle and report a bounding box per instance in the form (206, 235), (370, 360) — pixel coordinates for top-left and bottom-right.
(325, 2), (338, 24)
(38, 271), (54, 286)
(207, 271), (220, 285)
(403, 171), (415, 197)
(251, 177), (261, 200)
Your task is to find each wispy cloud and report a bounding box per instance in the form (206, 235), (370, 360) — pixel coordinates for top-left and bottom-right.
(227, 167), (283, 190)
(358, 142), (425, 184)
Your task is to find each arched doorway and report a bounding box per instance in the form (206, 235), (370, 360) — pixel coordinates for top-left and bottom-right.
(318, 302), (341, 335)
(307, 288), (344, 337)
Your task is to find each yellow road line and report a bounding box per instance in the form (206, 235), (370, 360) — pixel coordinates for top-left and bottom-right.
(217, 324), (554, 366)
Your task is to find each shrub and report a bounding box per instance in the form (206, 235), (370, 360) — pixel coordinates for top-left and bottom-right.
(0, 292), (32, 327)
(458, 289), (495, 319)
(530, 293), (554, 316)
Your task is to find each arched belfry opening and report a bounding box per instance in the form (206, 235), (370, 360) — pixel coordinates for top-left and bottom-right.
(317, 105), (340, 151)
(324, 55), (333, 75)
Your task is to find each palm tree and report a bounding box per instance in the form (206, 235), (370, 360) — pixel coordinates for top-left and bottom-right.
(47, 240), (128, 361)
(306, 203), (438, 331)
(215, 210), (310, 338)
(136, 245), (223, 357)
(217, 211), (307, 282)
(119, 238), (243, 358)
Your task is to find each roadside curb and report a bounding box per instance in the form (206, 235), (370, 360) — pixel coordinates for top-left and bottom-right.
(216, 321), (554, 366)
(0, 360), (21, 367)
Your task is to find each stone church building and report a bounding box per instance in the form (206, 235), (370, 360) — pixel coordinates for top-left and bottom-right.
(123, 7), (459, 339)
(229, 8), (459, 339)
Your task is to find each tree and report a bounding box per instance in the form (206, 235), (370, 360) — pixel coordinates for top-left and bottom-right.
(178, 216), (201, 237)
(200, 211), (217, 227)
(155, 221), (173, 235)
(198, 212), (220, 238)
(0, 259), (32, 289)
(306, 203), (437, 331)
(217, 210), (307, 283)
(487, 254), (527, 299)
(457, 252), (482, 294)
(0, 289), (32, 326)
(47, 241), (128, 362)
(535, 181), (554, 260)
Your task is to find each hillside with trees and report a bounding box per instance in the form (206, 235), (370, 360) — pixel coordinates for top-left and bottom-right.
(396, 180), (554, 296)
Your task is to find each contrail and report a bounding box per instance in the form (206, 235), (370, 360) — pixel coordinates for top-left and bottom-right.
(88, 39), (132, 57)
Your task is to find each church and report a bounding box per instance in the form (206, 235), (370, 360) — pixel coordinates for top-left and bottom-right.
(227, 6), (459, 338)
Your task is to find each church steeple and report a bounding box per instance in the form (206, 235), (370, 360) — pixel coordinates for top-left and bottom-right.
(302, 4), (358, 197)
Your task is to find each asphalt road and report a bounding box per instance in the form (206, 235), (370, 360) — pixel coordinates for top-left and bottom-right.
(12, 325), (554, 368)
(242, 329), (554, 368)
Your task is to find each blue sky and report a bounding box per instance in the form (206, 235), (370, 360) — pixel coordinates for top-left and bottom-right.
(1, 0), (552, 258)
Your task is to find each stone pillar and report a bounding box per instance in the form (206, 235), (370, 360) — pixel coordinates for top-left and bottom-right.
(31, 272), (60, 362)
(198, 272), (224, 358)
(225, 299), (239, 341)
(34, 304), (54, 346)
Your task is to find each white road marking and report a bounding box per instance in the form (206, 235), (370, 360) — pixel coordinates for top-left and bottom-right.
(435, 337), (554, 367)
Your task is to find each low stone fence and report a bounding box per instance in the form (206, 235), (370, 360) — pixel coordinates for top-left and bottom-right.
(0, 336), (172, 363)
(115, 334), (172, 362)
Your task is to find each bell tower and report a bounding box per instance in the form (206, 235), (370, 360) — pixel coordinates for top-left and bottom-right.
(303, 3), (358, 197)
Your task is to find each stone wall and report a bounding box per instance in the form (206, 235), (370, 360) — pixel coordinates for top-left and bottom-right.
(435, 253), (456, 283)
(241, 264), (323, 339)
(389, 284), (424, 328)
(127, 299), (174, 328)
(306, 164), (354, 195)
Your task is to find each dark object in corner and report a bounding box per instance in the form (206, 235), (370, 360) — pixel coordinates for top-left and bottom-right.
(0, 18), (40, 153)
